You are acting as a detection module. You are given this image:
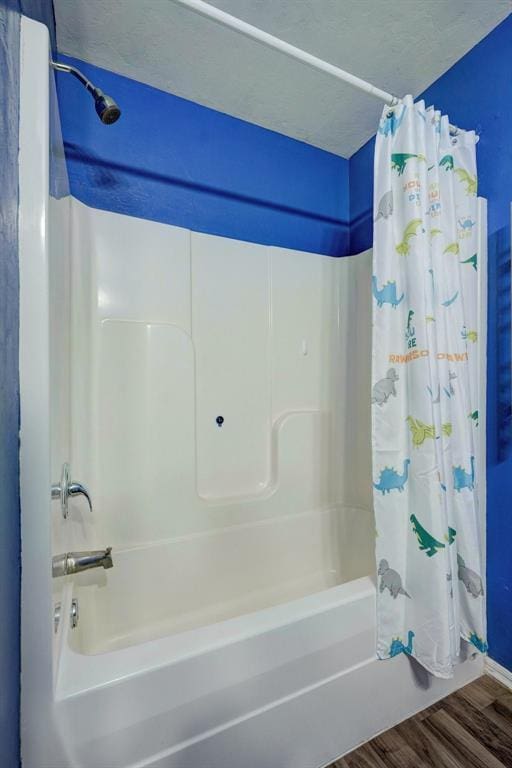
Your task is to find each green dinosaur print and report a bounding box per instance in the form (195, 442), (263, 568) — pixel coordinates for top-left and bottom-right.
(391, 153), (425, 175)
(443, 242), (460, 255)
(407, 416), (435, 447)
(469, 410), (479, 426)
(396, 219), (423, 255)
(461, 327), (478, 343)
(455, 168), (477, 196)
(410, 514), (445, 557)
(439, 155), (454, 171)
(407, 417), (452, 447)
(430, 228), (442, 238)
(446, 527), (457, 545)
(461, 253), (477, 271)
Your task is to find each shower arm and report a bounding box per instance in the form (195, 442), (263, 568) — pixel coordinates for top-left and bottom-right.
(50, 60), (121, 124)
(50, 60), (101, 98)
(172, 0), (462, 136)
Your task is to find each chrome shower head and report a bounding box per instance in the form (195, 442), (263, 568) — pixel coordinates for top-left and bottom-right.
(91, 88), (121, 124)
(51, 60), (121, 125)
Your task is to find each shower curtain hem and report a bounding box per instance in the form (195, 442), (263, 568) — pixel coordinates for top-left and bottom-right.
(377, 629), (487, 680)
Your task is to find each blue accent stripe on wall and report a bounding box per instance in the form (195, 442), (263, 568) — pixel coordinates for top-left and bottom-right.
(349, 13), (512, 672)
(56, 56), (350, 257)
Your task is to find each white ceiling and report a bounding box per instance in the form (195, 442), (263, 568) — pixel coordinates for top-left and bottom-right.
(54, 0), (511, 158)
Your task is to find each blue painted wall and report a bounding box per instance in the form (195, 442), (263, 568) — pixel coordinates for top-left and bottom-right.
(56, 56), (350, 257)
(349, 14), (512, 671)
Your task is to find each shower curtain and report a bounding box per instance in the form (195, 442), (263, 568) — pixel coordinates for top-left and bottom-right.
(372, 95), (486, 677)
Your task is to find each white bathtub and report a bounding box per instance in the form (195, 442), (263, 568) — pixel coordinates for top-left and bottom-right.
(53, 565), (482, 768)
(52, 504), (482, 767)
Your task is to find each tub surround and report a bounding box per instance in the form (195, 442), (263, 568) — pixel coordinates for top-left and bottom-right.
(66, 201), (372, 557)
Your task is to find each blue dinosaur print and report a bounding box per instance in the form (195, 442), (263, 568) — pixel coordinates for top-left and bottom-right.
(378, 105), (406, 137)
(374, 459), (410, 494)
(469, 633), (488, 654)
(442, 291), (459, 307)
(453, 457), (475, 492)
(372, 276), (404, 308)
(389, 630), (414, 658)
(458, 217), (475, 231)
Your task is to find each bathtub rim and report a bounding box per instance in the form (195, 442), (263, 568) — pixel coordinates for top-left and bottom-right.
(55, 573), (376, 700)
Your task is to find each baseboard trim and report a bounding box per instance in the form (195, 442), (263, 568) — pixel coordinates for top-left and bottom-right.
(485, 657), (512, 690)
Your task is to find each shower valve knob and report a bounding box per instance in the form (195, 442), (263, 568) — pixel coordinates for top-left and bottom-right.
(51, 463), (93, 519)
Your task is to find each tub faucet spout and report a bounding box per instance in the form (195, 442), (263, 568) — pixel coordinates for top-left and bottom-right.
(52, 547), (113, 577)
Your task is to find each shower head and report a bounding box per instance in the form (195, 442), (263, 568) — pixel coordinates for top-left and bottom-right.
(51, 60), (121, 125)
(91, 87), (121, 125)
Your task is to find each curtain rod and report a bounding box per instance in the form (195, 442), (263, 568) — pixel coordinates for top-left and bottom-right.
(173, 0), (461, 136)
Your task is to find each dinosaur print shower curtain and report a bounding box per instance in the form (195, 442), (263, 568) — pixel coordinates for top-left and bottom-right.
(372, 95), (486, 677)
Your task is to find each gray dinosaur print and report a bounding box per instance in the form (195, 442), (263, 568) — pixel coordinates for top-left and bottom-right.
(378, 559), (411, 598)
(372, 369), (399, 406)
(444, 371), (457, 398)
(374, 190), (393, 222)
(427, 384), (440, 403)
(457, 554), (484, 598)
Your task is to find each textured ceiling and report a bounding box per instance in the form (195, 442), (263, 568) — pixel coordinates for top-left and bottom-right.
(54, 0), (511, 157)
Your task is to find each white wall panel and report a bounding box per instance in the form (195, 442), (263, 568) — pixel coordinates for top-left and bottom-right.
(93, 206), (191, 329)
(337, 252), (373, 510)
(96, 320), (196, 546)
(271, 246), (336, 417)
(192, 232), (271, 500)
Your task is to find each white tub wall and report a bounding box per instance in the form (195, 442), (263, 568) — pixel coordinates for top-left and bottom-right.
(193, 233), (272, 498)
(19, 16), (72, 768)
(49, 201), (71, 557)
(68, 507), (349, 654)
(336, 252), (373, 511)
(68, 201), (374, 565)
(48, 30), (73, 673)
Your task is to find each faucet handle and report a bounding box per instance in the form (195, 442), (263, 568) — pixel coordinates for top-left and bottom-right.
(51, 463), (93, 519)
(68, 482), (93, 512)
